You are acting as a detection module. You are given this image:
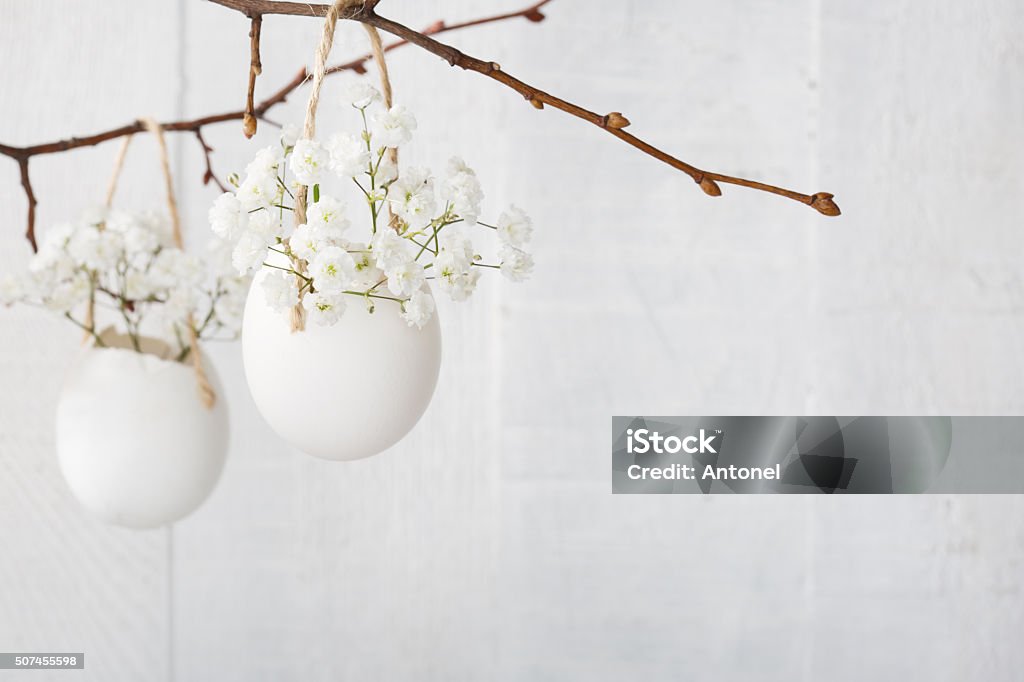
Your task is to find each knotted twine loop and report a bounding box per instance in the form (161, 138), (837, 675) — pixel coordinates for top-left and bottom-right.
(289, 0), (394, 332)
(94, 116), (214, 405)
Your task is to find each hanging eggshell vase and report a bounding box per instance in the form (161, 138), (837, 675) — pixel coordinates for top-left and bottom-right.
(56, 329), (228, 529)
(241, 270), (442, 461)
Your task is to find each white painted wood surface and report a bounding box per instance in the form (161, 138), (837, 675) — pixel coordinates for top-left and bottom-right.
(1, 1), (1023, 680)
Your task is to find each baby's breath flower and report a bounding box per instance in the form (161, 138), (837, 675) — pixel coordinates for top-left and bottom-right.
(442, 157), (484, 224)
(280, 123), (300, 150)
(302, 290), (346, 326)
(68, 225), (124, 271)
(326, 132), (371, 178)
(309, 246), (355, 294)
(385, 260), (425, 297)
(232, 231), (271, 276)
(289, 138), (329, 186)
(348, 243), (383, 288)
(389, 167), (436, 229)
(438, 268), (480, 302)
(261, 271), (299, 313)
(370, 228), (412, 271)
(237, 170), (279, 210)
(401, 290), (435, 329)
(499, 245), (534, 282)
(306, 195), (350, 236)
(341, 81), (381, 109)
(370, 105), (416, 148)
(209, 192), (247, 241)
(496, 205), (533, 247)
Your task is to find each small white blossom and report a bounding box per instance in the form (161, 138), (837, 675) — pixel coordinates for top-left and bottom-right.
(134, 211), (176, 247)
(237, 170), (279, 210)
(261, 271), (300, 312)
(438, 268), (480, 302)
(496, 205), (533, 246)
(389, 167), (436, 228)
(302, 290), (346, 326)
(499, 245), (534, 282)
(385, 259), (425, 297)
(401, 290), (435, 329)
(120, 225), (160, 259)
(288, 224), (318, 262)
(348, 243), (383, 288)
(280, 123), (300, 149)
(152, 249), (203, 288)
(442, 157), (484, 224)
(371, 228), (413, 271)
(341, 81), (381, 109)
(371, 105), (416, 148)
(124, 270), (159, 300)
(309, 245), (355, 294)
(245, 146), (283, 178)
(326, 132), (371, 178)
(44, 273), (91, 312)
(232, 230), (271, 275)
(289, 138), (329, 186)
(306, 195), (350, 237)
(68, 226), (124, 270)
(209, 192), (247, 242)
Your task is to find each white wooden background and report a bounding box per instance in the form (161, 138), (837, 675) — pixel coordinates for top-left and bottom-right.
(2, 1), (1023, 680)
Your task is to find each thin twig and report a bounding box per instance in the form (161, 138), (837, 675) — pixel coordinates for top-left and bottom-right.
(16, 157), (38, 251)
(0, 0), (551, 251)
(243, 15), (263, 138)
(211, 0), (840, 217)
(195, 129), (228, 192)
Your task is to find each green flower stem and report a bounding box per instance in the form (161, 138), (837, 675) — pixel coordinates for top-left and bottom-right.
(342, 290), (405, 303)
(64, 313), (106, 347)
(262, 261), (311, 283)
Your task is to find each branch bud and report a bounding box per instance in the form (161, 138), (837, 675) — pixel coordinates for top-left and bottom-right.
(604, 112), (630, 129)
(243, 113), (258, 139)
(810, 192), (841, 216)
(530, 98), (544, 110)
(524, 9), (546, 22)
(698, 176), (722, 196)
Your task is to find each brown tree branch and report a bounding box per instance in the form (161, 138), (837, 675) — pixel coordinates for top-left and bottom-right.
(0, 0), (551, 251)
(210, 0), (839, 217)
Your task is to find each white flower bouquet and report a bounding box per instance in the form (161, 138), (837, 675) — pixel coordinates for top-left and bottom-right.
(217, 81), (537, 461)
(1, 208), (249, 357)
(209, 81), (534, 332)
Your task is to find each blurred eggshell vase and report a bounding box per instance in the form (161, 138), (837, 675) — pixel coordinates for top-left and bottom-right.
(56, 329), (228, 529)
(241, 271), (441, 461)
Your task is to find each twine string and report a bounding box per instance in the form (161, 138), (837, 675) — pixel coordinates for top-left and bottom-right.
(139, 117), (216, 409)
